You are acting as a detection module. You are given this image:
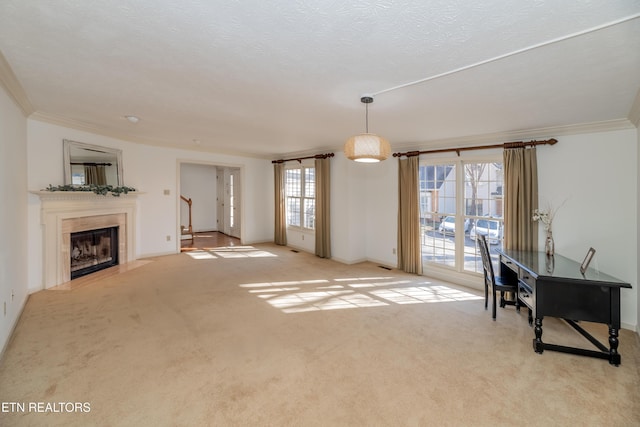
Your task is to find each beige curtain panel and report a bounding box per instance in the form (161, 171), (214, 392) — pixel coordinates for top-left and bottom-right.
(397, 156), (423, 274)
(96, 165), (107, 185)
(314, 157), (331, 258)
(503, 147), (538, 251)
(274, 163), (287, 246)
(84, 165), (107, 185)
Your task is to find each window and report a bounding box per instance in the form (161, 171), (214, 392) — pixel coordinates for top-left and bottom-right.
(420, 159), (503, 274)
(420, 163), (457, 267)
(285, 166), (315, 230)
(464, 162), (503, 273)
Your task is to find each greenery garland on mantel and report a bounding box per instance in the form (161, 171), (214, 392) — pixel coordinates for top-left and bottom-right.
(44, 184), (137, 197)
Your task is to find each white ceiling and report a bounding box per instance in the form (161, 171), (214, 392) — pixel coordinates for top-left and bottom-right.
(1, 1), (639, 158)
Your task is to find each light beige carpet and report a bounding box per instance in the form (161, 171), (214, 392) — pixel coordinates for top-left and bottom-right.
(1, 243), (639, 426)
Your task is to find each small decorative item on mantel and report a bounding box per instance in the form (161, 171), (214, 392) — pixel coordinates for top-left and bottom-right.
(533, 203), (562, 257)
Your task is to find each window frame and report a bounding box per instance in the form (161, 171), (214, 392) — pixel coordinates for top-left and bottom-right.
(285, 163), (316, 231)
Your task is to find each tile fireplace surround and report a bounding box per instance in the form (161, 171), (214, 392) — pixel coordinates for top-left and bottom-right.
(32, 191), (139, 288)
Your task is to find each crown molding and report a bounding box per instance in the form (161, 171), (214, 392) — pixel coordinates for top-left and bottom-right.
(628, 89), (640, 127)
(0, 49), (34, 116)
(389, 119), (637, 153)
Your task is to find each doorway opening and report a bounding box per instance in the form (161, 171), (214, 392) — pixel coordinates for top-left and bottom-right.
(179, 163), (242, 250)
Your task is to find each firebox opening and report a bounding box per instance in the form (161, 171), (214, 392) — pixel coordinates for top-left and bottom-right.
(70, 226), (119, 279)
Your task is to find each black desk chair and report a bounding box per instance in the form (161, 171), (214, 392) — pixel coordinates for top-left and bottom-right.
(478, 234), (519, 320)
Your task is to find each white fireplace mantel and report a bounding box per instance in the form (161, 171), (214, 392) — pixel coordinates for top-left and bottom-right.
(31, 191), (141, 288)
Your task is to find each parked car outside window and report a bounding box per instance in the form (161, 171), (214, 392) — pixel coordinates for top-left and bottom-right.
(438, 216), (471, 235)
(470, 219), (502, 244)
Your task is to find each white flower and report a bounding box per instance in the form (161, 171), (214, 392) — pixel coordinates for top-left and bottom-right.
(533, 201), (564, 232)
(532, 209), (553, 231)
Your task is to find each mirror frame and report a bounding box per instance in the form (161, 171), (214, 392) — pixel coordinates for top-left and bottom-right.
(63, 139), (124, 186)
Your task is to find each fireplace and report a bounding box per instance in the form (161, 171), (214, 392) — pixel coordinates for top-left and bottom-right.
(32, 191), (139, 288)
(70, 226), (119, 279)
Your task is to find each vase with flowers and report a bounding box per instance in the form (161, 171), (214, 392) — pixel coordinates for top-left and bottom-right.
(533, 206), (557, 256)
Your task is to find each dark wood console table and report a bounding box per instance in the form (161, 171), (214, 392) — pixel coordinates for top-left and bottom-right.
(498, 249), (631, 366)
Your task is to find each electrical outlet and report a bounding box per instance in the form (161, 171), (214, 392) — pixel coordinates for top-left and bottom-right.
(166, 235), (171, 241)
(163, 189), (170, 195)
(392, 248), (396, 255)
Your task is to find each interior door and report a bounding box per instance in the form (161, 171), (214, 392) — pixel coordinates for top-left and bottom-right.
(218, 168), (241, 238)
(223, 169), (232, 235)
(216, 168), (224, 233)
(228, 168), (241, 238)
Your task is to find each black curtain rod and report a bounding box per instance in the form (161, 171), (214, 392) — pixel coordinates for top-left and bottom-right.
(70, 162), (113, 166)
(392, 138), (557, 158)
(272, 152), (334, 164)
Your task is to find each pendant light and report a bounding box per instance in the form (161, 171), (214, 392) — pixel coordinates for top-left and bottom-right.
(344, 96), (390, 162)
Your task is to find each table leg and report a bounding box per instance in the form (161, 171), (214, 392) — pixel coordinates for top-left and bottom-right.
(533, 317), (544, 353)
(609, 327), (621, 366)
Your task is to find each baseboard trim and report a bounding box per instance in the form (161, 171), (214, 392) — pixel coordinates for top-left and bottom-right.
(141, 250), (177, 258)
(330, 255), (368, 265)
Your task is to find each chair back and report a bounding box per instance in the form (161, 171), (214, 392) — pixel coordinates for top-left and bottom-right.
(478, 234), (495, 289)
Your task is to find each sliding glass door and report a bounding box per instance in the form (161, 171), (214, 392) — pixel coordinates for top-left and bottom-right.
(420, 159), (503, 274)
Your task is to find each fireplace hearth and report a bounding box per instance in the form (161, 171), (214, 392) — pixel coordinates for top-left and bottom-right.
(70, 226), (119, 279)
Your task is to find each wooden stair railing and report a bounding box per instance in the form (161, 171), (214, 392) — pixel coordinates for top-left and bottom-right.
(180, 195), (194, 244)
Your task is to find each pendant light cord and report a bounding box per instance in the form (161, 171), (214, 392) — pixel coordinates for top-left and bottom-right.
(360, 96), (374, 133)
(365, 102), (369, 133)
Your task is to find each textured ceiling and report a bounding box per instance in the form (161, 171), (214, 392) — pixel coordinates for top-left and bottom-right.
(1, 0), (639, 158)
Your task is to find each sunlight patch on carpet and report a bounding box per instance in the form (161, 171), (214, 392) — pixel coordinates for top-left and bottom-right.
(334, 276), (393, 282)
(370, 285), (482, 304)
(241, 279), (329, 289)
(348, 279), (413, 289)
(240, 276), (482, 313)
(185, 250), (218, 260)
(267, 290), (388, 313)
(185, 246), (277, 260)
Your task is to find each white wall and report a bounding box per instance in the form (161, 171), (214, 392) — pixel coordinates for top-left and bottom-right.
(364, 157), (397, 267)
(0, 85), (28, 353)
(26, 119), (273, 291)
(330, 154), (370, 264)
(536, 129), (637, 329)
(180, 163), (218, 232)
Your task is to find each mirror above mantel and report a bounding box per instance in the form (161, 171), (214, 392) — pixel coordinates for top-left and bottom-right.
(63, 139), (123, 187)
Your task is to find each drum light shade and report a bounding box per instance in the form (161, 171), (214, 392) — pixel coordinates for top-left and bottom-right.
(344, 133), (391, 162)
(344, 96), (390, 162)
